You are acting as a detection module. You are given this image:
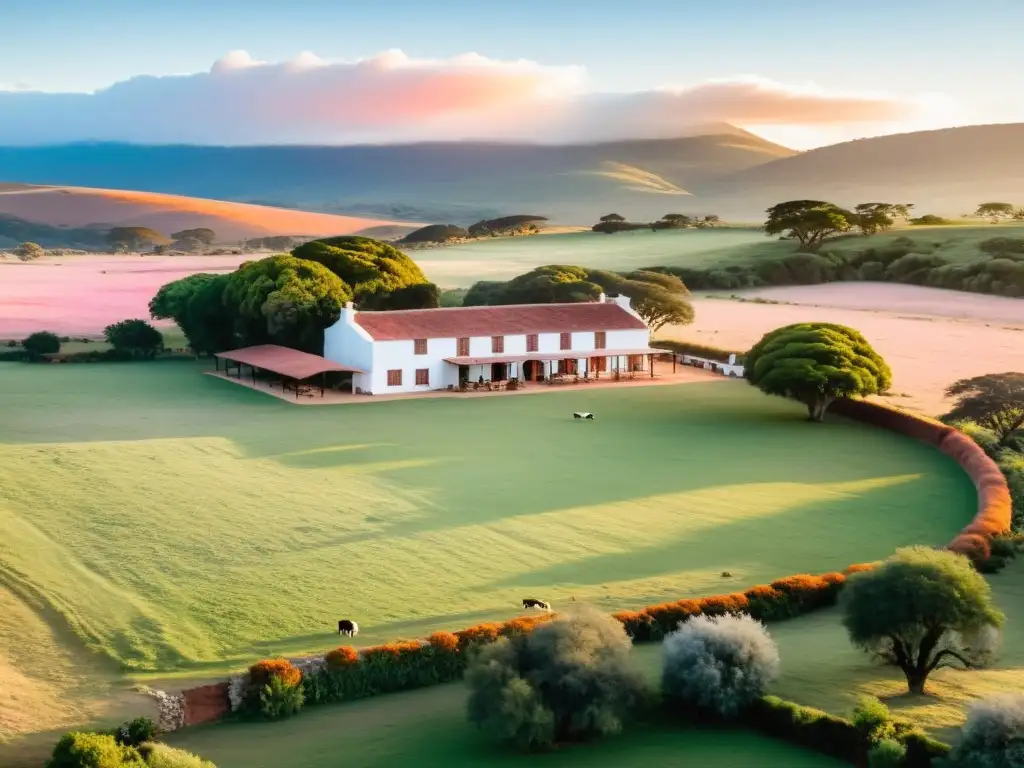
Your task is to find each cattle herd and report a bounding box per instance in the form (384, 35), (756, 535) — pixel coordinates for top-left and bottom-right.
(338, 598), (552, 638)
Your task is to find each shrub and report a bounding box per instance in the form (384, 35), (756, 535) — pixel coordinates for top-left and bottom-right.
(15, 241), (45, 260)
(852, 696), (897, 743)
(113, 717), (158, 748)
(466, 606), (650, 751)
(249, 658), (301, 688)
(103, 319), (164, 359)
(747, 696), (863, 762)
(259, 675), (304, 720)
(661, 614), (780, 717)
(324, 646), (359, 669)
(868, 739), (908, 768)
(47, 731), (144, 767)
(137, 742), (216, 768)
(946, 693), (1024, 767)
(23, 330), (61, 357)
(427, 631), (460, 652)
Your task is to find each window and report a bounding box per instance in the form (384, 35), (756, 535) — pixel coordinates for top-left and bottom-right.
(526, 334), (538, 352)
(594, 331), (606, 350)
(414, 338), (427, 355)
(457, 337), (470, 356)
(415, 368), (429, 386)
(492, 335), (504, 353)
(387, 369), (403, 386)
(559, 332), (571, 350)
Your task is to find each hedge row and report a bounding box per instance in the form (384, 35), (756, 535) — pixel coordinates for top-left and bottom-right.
(613, 568), (867, 642)
(747, 696), (950, 767)
(829, 400), (1013, 560)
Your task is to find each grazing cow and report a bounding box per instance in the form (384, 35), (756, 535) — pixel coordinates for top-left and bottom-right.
(573, 412), (594, 420)
(522, 598), (551, 612)
(338, 619), (359, 637)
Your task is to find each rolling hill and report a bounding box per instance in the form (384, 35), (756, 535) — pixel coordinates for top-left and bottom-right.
(0, 184), (417, 248)
(0, 126), (794, 224)
(705, 123), (1024, 215)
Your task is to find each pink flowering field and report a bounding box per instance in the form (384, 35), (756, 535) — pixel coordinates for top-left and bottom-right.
(0, 255), (250, 338)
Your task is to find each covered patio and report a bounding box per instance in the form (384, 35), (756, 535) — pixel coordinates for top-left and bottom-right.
(443, 347), (675, 389)
(213, 345), (365, 400)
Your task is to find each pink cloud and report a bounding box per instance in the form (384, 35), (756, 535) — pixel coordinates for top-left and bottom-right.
(0, 51), (938, 145)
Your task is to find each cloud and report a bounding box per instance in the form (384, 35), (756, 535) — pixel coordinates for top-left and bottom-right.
(0, 50), (938, 146)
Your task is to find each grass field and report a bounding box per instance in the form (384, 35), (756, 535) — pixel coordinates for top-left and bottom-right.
(166, 561), (1024, 766)
(414, 223), (1024, 288)
(168, 683), (843, 768)
(0, 360), (974, 674)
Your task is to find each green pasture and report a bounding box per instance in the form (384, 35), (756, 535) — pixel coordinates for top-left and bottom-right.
(0, 360), (974, 678)
(168, 685), (842, 768)
(166, 562), (1024, 767)
(413, 223), (1024, 288)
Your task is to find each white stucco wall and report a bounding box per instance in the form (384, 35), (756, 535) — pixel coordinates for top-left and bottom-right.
(323, 305), (374, 392)
(322, 294), (657, 395)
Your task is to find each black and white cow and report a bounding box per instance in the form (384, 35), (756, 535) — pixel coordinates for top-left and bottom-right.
(522, 598), (552, 612)
(573, 412), (594, 420)
(338, 619), (359, 637)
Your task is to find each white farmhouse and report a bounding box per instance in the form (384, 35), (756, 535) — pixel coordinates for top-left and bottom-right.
(323, 293), (669, 395)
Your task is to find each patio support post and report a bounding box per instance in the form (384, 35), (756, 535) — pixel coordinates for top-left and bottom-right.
(252, 365), (257, 386)
(673, 354), (676, 373)
(321, 372), (325, 397)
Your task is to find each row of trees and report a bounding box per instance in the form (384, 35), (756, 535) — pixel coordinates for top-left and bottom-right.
(150, 236), (439, 354)
(461, 264), (694, 332)
(766, 200), (1024, 253)
(104, 226), (218, 252)
(593, 212), (720, 234)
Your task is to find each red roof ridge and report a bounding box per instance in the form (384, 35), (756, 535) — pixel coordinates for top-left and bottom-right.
(355, 300), (613, 316)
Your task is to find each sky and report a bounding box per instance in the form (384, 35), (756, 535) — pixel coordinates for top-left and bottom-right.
(1, 0), (1020, 149)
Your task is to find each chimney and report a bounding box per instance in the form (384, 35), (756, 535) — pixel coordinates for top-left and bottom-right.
(598, 293), (606, 303)
(343, 301), (355, 321)
(728, 353), (736, 365)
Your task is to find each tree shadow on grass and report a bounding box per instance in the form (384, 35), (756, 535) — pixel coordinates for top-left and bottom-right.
(479, 476), (965, 596)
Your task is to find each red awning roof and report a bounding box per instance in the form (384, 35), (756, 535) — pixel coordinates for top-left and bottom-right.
(215, 345), (364, 379)
(354, 301), (646, 341)
(443, 348), (672, 366)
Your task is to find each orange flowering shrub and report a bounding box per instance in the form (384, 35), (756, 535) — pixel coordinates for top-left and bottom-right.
(249, 658), (301, 688)
(499, 615), (552, 637)
(698, 593), (749, 615)
(744, 585), (782, 602)
(455, 622), (501, 649)
(843, 562), (877, 574)
(427, 631), (459, 653)
(325, 646), (360, 669)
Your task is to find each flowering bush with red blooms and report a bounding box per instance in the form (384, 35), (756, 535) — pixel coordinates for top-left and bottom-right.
(499, 614), (553, 637)
(325, 646), (359, 669)
(249, 658), (301, 688)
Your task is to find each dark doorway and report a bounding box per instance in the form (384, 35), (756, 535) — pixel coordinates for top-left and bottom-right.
(523, 360), (544, 381)
(491, 362), (507, 381)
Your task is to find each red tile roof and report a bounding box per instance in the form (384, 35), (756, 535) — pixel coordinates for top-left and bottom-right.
(215, 345), (365, 379)
(353, 302), (647, 341)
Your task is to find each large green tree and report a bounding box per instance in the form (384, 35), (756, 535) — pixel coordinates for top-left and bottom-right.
(104, 319), (164, 359)
(106, 227), (169, 252)
(224, 254), (351, 352)
(975, 202), (1016, 223)
(744, 322), (892, 421)
(764, 200), (853, 251)
(462, 265), (694, 332)
(852, 203), (911, 236)
(290, 235), (430, 307)
(170, 228), (216, 245)
(944, 372), (1024, 447)
(842, 547), (1003, 694)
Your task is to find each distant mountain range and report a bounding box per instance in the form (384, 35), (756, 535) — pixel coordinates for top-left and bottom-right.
(0, 184), (413, 249)
(0, 125), (792, 224)
(0, 123), (1021, 226)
